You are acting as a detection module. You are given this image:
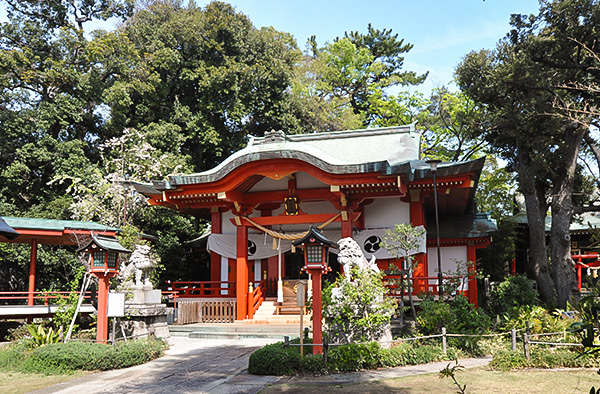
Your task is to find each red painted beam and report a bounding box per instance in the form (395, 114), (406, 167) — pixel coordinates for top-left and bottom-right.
(230, 212), (360, 227)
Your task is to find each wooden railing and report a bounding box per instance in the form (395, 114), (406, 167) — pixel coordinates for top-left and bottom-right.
(0, 291), (92, 306)
(167, 281), (236, 298)
(382, 275), (468, 297)
(177, 299), (236, 324)
(247, 280), (266, 320)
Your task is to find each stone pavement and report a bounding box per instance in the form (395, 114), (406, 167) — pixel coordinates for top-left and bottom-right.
(29, 337), (491, 394)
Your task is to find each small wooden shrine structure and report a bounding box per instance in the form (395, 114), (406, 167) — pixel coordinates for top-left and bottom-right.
(134, 125), (496, 320)
(0, 217), (121, 306)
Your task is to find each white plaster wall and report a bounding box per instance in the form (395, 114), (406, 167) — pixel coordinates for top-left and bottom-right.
(254, 260), (261, 281)
(427, 245), (469, 290)
(222, 210), (237, 235)
(248, 171), (328, 192)
(249, 176), (286, 192)
(295, 171), (328, 189)
(221, 256), (229, 295)
(364, 198), (410, 229)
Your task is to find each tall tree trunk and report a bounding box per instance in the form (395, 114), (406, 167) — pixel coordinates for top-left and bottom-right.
(516, 146), (557, 306)
(550, 124), (584, 308)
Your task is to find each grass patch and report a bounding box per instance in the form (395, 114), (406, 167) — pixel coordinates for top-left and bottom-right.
(0, 370), (88, 394)
(259, 368), (600, 393)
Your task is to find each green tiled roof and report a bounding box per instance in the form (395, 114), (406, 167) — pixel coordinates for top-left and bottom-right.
(512, 212), (600, 233)
(78, 235), (130, 253)
(3, 217), (120, 232)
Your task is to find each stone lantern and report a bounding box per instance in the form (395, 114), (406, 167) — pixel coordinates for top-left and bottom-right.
(78, 235), (130, 343)
(292, 226), (337, 354)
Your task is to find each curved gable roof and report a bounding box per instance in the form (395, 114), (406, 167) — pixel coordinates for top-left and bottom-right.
(165, 125), (421, 188)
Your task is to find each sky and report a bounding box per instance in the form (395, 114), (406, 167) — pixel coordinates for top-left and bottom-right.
(0, 0), (543, 95)
(192, 0), (542, 95)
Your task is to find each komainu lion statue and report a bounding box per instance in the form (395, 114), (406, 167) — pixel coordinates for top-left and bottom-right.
(119, 245), (156, 288)
(337, 237), (379, 280)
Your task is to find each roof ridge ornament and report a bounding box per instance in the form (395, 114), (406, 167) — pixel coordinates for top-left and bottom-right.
(259, 129), (287, 144)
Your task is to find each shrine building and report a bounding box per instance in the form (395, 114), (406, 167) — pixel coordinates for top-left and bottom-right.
(133, 124), (496, 320)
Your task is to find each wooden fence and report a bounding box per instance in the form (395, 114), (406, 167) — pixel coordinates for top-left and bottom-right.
(177, 299), (236, 324)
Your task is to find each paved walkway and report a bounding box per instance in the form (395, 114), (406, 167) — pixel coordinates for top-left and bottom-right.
(30, 337), (491, 394)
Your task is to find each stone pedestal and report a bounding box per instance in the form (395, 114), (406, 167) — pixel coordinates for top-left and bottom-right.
(121, 288), (172, 340)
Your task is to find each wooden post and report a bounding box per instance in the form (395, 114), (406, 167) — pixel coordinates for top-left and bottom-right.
(284, 336), (289, 348)
(300, 308), (304, 357)
(511, 329), (517, 351)
(466, 244), (478, 307)
(442, 327), (447, 355)
(323, 335), (329, 364)
(247, 282), (254, 320)
(523, 321), (531, 360)
(28, 238), (38, 306)
(311, 271), (323, 354)
(96, 275), (110, 344)
(523, 332), (530, 360)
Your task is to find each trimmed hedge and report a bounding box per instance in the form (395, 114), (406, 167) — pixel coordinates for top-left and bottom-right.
(248, 340), (461, 375)
(0, 339), (168, 374)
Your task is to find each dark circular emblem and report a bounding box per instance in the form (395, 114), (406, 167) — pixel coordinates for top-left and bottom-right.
(248, 240), (257, 256)
(363, 235), (381, 254)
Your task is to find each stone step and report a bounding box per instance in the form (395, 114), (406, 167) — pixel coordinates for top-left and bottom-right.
(242, 317), (312, 325)
(188, 331), (296, 340)
(169, 323), (308, 339)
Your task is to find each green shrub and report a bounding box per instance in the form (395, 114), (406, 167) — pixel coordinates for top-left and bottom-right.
(418, 295), (490, 335)
(299, 353), (326, 374)
(490, 347), (599, 371)
(487, 275), (540, 318)
(24, 324), (62, 349)
(417, 297), (453, 334)
(7, 323), (40, 342)
(322, 267), (396, 343)
(499, 306), (572, 335)
(248, 342), (301, 375)
(380, 342), (460, 367)
(327, 342), (381, 372)
(417, 295), (491, 355)
(0, 339), (167, 374)
(248, 340), (464, 376)
(0, 341), (30, 370)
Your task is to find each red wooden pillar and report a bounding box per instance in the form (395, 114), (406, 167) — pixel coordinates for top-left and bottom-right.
(467, 243), (478, 307)
(341, 211), (352, 238)
(96, 274), (111, 344)
(210, 209), (222, 283)
(311, 270), (323, 354)
(409, 191), (427, 292)
(236, 224), (249, 320)
(28, 239), (38, 306)
(577, 257), (582, 292)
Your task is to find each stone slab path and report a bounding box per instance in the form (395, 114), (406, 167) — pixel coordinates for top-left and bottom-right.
(30, 337), (491, 394)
